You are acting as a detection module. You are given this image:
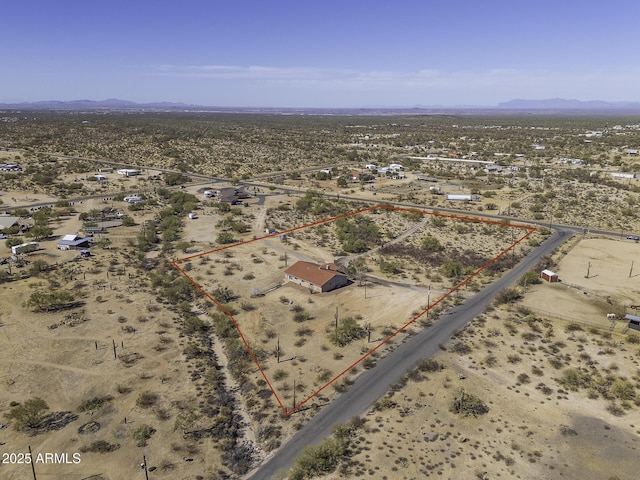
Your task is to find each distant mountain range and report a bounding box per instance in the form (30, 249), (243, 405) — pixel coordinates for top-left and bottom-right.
(497, 98), (640, 110)
(0, 98), (192, 110)
(1, 98), (640, 113)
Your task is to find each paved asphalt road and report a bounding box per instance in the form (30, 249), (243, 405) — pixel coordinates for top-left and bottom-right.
(245, 226), (576, 479)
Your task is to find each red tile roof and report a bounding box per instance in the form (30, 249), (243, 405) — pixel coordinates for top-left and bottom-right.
(284, 261), (346, 287)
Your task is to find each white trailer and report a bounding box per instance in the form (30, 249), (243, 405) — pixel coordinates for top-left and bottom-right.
(11, 242), (39, 255)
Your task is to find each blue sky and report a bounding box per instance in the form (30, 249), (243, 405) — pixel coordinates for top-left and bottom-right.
(2, 0), (639, 107)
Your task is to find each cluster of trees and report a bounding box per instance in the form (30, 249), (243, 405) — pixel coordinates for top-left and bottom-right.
(216, 213), (249, 234)
(27, 289), (76, 312)
(559, 368), (636, 402)
(334, 216), (381, 253)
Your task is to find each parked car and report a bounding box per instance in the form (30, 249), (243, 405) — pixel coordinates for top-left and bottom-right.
(188, 212), (198, 219)
(0, 233), (8, 239)
(627, 235), (639, 241)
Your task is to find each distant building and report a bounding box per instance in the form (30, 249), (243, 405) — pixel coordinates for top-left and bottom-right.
(540, 269), (559, 283)
(0, 214), (20, 230)
(215, 187), (252, 204)
(611, 172), (637, 179)
(626, 149), (639, 155)
(416, 175), (438, 182)
(446, 194), (473, 201)
(284, 261), (349, 293)
(57, 234), (92, 251)
(0, 163), (22, 172)
(117, 169), (141, 177)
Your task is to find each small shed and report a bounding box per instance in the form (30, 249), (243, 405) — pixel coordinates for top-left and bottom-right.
(625, 314), (640, 331)
(540, 269), (559, 283)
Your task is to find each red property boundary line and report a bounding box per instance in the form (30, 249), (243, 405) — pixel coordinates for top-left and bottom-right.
(173, 205), (536, 416)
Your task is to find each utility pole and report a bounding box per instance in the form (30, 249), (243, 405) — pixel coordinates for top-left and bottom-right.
(363, 275), (367, 299)
(586, 261), (591, 279)
(293, 379), (296, 410)
(276, 337), (281, 363)
(334, 306), (339, 332)
(142, 454), (149, 480)
(427, 285), (431, 320)
(630, 261), (635, 278)
(28, 445), (37, 480)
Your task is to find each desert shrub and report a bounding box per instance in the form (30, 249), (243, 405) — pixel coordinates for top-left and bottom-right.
(295, 327), (313, 337)
(374, 396), (397, 411)
(131, 424), (155, 447)
(77, 395), (113, 412)
(4, 397), (49, 431)
(26, 289), (76, 312)
(240, 301), (255, 311)
(450, 389), (489, 417)
(317, 369), (333, 383)
(288, 436), (347, 480)
(216, 232), (236, 244)
(328, 317), (365, 347)
(495, 287), (521, 305)
(441, 260), (463, 278)
(421, 234), (443, 252)
(519, 270), (542, 286)
(565, 323), (584, 332)
(136, 392), (159, 409)
(273, 369), (288, 381)
(79, 440), (120, 453)
(212, 287), (237, 303)
(183, 343), (205, 359)
(380, 260), (401, 275)
(183, 316), (208, 334)
(417, 358), (444, 372)
(507, 354), (522, 364)
(558, 368), (588, 391)
(548, 357), (564, 369)
(611, 378), (636, 400)
(626, 333), (640, 344)
(450, 341), (472, 355)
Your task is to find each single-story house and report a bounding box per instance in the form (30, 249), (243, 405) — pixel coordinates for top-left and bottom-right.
(216, 187), (252, 204)
(284, 261), (349, 293)
(57, 234), (93, 251)
(540, 269), (559, 283)
(0, 214), (20, 230)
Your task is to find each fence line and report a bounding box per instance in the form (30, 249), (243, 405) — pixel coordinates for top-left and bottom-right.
(529, 308), (627, 333)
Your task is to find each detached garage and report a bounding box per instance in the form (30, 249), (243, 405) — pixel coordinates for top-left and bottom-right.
(540, 269), (559, 283)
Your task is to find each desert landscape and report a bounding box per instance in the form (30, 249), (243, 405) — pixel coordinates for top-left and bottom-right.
(0, 112), (639, 480)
